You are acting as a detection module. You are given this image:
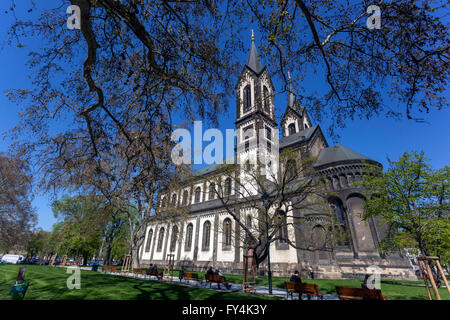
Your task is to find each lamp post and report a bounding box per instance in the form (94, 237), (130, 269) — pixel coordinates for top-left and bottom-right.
(261, 191), (272, 295)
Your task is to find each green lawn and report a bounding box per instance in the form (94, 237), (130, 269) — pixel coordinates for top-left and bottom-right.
(1, 265), (448, 300)
(154, 268), (450, 300)
(0, 265), (277, 300)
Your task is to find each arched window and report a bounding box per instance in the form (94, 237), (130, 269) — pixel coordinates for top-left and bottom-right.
(288, 123), (296, 135)
(202, 221), (211, 250)
(329, 198), (349, 246)
(182, 190), (189, 206)
(144, 229), (153, 253)
(312, 225), (327, 249)
(170, 226), (178, 252)
(278, 213), (288, 243)
(161, 196), (167, 208)
(263, 86), (270, 113)
(225, 178), (232, 196)
(185, 223), (193, 251)
(223, 218), (232, 248)
(194, 187), (201, 203)
(243, 85), (251, 113)
(209, 183), (216, 200)
(171, 194), (177, 206)
(246, 215), (252, 228)
(286, 159), (296, 180)
(157, 227), (165, 252)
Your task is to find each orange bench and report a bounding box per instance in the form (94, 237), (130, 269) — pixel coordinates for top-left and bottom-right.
(205, 274), (227, 289)
(184, 272), (203, 284)
(285, 282), (324, 300)
(335, 286), (384, 300)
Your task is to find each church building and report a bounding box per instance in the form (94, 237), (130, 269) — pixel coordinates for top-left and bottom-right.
(139, 35), (416, 280)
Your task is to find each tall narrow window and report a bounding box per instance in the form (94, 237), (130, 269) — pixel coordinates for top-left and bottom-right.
(195, 187), (201, 203)
(185, 223), (193, 251)
(278, 214), (288, 243)
(144, 229), (153, 253)
(182, 190), (189, 206)
(243, 85), (251, 113)
(171, 194), (177, 206)
(288, 123), (296, 135)
(157, 227), (165, 252)
(225, 178), (232, 196)
(263, 86), (270, 113)
(329, 198), (349, 246)
(246, 215), (252, 228)
(266, 127), (272, 141)
(223, 218), (232, 248)
(209, 183), (216, 200)
(161, 197), (167, 208)
(170, 226), (178, 252)
(202, 221), (211, 250)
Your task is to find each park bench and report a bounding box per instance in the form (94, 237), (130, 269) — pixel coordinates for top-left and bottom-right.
(146, 268), (163, 280)
(205, 274), (227, 289)
(10, 267), (30, 300)
(285, 282), (324, 300)
(183, 272), (203, 284)
(335, 286), (384, 300)
(110, 266), (120, 273)
(133, 268), (145, 279)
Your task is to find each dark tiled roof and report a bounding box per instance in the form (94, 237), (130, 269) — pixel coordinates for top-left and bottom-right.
(279, 125), (318, 149)
(246, 41), (264, 74)
(314, 144), (372, 167)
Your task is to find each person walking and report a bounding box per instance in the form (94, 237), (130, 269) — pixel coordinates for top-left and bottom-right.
(309, 266), (314, 279)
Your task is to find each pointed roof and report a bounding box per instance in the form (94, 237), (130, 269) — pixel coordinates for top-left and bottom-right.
(287, 72), (296, 108)
(245, 31), (264, 74)
(314, 144), (374, 167)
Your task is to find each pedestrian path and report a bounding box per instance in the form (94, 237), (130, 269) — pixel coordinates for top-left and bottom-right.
(104, 270), (339, 300)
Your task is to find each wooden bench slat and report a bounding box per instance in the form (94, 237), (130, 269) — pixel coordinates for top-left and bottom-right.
(335, 286), (383, 300)
(285, 282), (324, 300)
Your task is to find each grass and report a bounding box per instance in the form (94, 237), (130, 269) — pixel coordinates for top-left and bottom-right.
(153, 268), (450, 300)
(0, 265), (278, 300)
(1, 265), (448, 300)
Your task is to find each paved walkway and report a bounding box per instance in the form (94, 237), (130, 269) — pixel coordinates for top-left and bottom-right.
(100, 270), (339, 300)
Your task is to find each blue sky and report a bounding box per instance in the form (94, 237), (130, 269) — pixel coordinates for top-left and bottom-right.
(0, 2), (449, 232)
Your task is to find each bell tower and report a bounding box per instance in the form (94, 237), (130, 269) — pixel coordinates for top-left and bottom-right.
(281, 72), (312, 137)
(235, 31), (279, 192)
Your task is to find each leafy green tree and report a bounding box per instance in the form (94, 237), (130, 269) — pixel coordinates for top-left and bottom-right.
(0, 154), (36, 253)
(25, 230), (52, 258)
(361, 151), (449, 268)
(51, 195), (109, 264)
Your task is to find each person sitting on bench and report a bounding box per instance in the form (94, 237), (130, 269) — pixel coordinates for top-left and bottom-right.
(215, 269), (231, 290)
(290, 270), (302, 283)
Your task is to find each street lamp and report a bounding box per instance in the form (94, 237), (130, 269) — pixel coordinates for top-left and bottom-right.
(261, 191), (272, 295)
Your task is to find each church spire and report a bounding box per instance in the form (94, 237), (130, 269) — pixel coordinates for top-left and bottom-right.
(246, 30), (264, 74)
(287, 71), (296, 109)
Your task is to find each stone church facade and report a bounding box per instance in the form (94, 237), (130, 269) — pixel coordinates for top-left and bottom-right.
(139, 37), (416, 280)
